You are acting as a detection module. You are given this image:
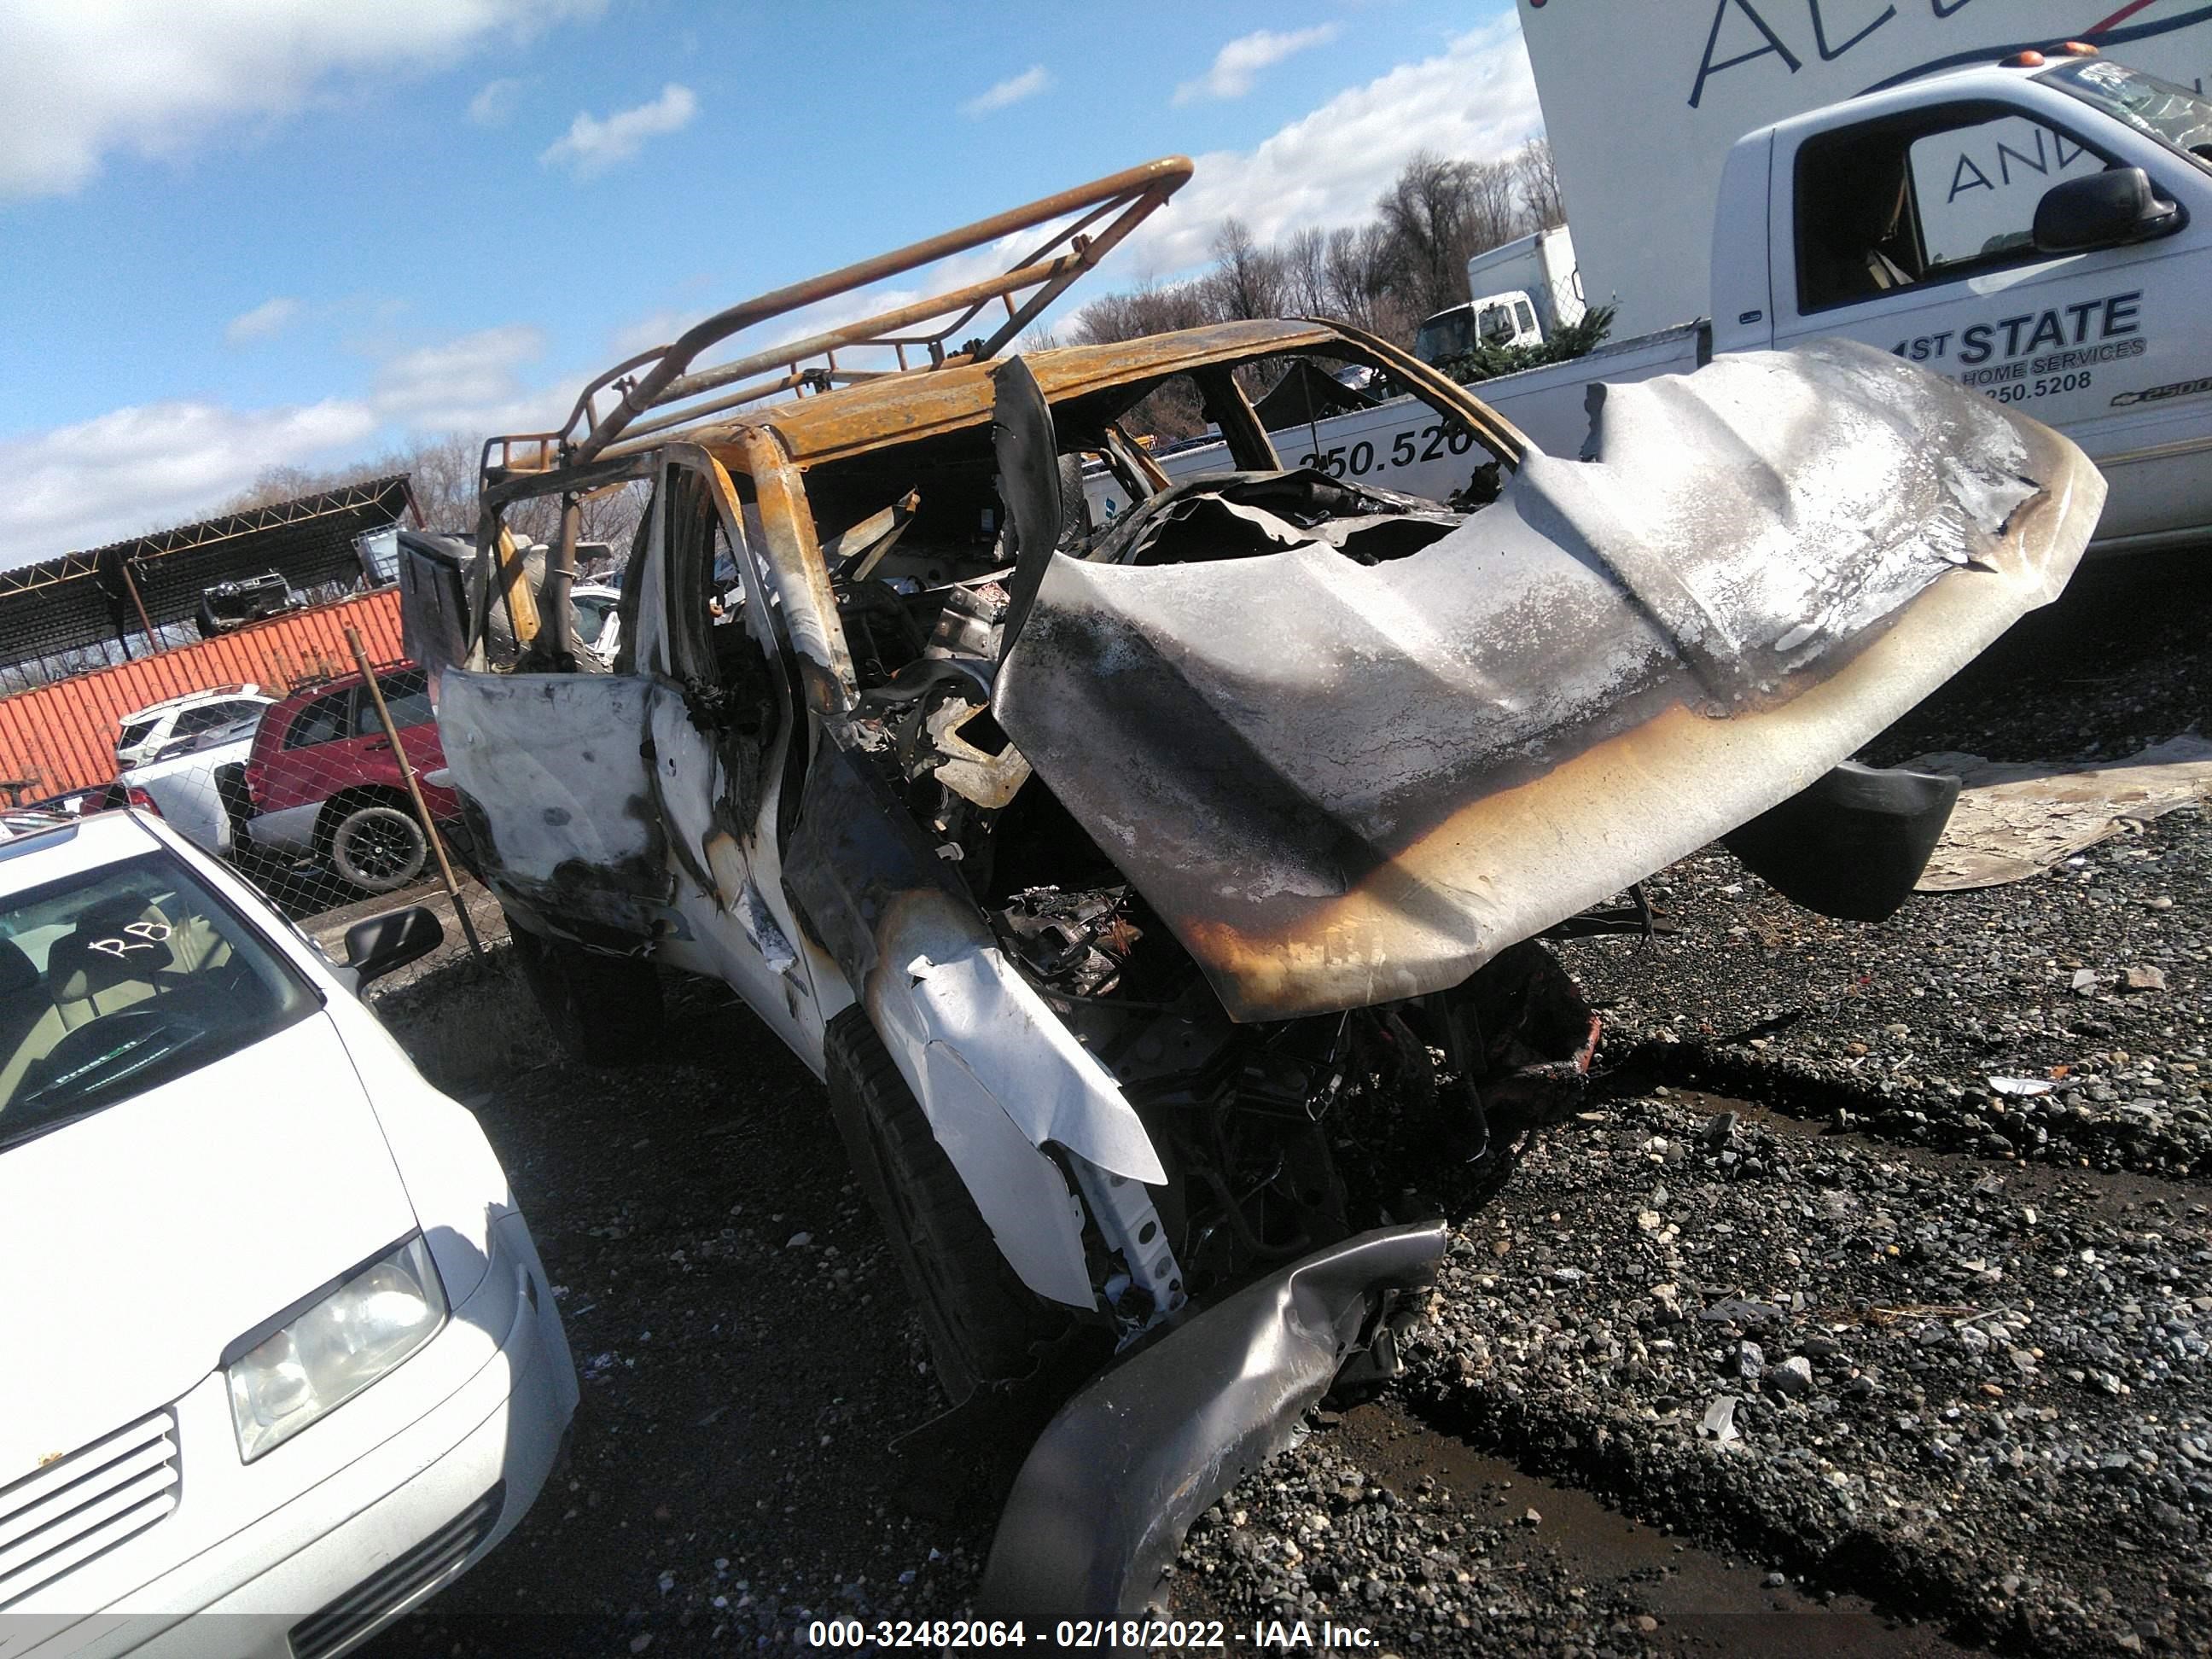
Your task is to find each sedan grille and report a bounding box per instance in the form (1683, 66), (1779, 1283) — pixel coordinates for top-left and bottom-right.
(0, 1411), (180, 1608)
(288, 1481), (504, 1659)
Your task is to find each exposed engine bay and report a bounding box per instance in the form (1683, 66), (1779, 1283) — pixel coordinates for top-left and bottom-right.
(821, 451), (1604, 1320)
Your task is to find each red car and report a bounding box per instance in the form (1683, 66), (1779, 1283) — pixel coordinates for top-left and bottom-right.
(241, 665), (458, 894)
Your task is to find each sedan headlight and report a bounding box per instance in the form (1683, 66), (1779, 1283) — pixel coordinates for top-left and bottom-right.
(227, 1235), (448, 1461)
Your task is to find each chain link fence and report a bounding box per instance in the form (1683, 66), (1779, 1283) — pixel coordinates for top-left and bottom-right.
(5, 597), (475, 938)
(72, 656), (467, 928)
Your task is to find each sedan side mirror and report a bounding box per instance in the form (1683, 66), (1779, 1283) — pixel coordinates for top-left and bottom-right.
(2033, 166), (2182, 254)
(344, 905), (445, 986)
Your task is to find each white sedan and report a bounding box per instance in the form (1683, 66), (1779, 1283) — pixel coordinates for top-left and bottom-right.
(0, 810), (577, 1656)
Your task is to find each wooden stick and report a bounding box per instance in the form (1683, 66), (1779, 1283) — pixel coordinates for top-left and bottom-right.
(345, 626), (483, 958)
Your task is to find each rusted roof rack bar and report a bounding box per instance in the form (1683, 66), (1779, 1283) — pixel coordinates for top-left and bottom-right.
(483, 156), (1190, 484)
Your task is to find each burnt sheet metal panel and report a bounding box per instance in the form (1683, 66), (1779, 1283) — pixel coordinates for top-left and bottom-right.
(980, 1220), (1447, 1621)
(785, 739), (1159, 1307)
(433, 669), (672, 936)
(997, 341), (2104, 1022)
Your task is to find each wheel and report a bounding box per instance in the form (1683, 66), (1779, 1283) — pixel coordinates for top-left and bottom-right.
(325, 801), (428, 894)
(506, 921), (663, 1067)
(822, 1006), (1067, 1404)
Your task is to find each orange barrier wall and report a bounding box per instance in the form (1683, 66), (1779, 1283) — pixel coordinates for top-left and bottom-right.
(0, 588), (405, 800)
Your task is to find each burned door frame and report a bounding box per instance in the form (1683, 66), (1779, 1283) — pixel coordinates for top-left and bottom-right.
(635, 442), (835, 1060)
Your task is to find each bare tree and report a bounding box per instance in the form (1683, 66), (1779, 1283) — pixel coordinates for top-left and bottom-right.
(1514, 137), (1566, 231)
(1203, 217), (1285, 322)
(1461, 157), (1523, 257)
(400, 434), (483, 533)
(1320, 224), (1393, 333)
(1069, 276), (1213, 346)
(1279, 226), (1330, 317)
(1375, 151), (1485, 321)
(1068, 278), (1219, 439)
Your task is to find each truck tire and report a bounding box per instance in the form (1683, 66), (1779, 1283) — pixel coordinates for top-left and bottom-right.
(507, 923), (663, 1067)
(326, 800), (428, 894)
(822, 1006), (1067, 1404)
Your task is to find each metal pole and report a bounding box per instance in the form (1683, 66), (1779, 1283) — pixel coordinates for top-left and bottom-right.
(544, 494), (579, 667)
(119, 557), (158, 646)
(344, 626), (484, 958)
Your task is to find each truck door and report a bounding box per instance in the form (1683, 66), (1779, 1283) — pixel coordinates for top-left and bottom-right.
(632, 449), (819, 1055)
(433, 660), (671, 943)
(1769, 86), (2211, 541)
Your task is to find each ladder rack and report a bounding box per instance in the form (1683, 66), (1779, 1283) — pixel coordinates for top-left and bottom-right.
(481, 155), (1192, 486)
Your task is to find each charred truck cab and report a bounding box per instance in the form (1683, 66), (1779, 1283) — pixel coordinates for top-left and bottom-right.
(399, 160), (2104, 1618)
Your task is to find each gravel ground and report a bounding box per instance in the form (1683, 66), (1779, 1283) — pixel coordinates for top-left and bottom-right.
(356, 552), (2212, 1657)
(360, 975), (1016, 1659)
(1176, 1091), (2212, 1656)
(1557, 808), (2212, 1177)
(1554, 553), (2211, 1181)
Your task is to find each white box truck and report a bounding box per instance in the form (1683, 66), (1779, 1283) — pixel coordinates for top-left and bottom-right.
(1412, 225), (1586, 364)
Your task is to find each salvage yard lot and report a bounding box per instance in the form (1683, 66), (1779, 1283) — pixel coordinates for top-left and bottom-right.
(365, 551), (2211, 1658)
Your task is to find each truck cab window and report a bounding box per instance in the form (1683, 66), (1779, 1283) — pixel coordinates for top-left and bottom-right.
(1908, 114), (2106, 269)
(1798, 108), (2114, 311)
(1796, 128), (1925, 311)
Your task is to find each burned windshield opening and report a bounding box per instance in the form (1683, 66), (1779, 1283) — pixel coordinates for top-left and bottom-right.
(800, 347), (1498, 700)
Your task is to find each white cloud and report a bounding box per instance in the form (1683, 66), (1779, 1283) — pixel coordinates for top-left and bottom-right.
(0, 0), (603, 200)
(0, 399), (377, 561)
(468, 76), (524, 126)
(960, 65), (1052, 118)
(1174, 25), (1340, 106)
(0, 318), (574, 562)
(224, 296), (301, 346)
(1131, 15), (1542, 276)
(368, 323), (550, 428)
(607, 308), (690, 360)
(540, 83), (696, 178)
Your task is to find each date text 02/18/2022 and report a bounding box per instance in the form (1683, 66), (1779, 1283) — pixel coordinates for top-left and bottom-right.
(802, 1616), (1382, 1648)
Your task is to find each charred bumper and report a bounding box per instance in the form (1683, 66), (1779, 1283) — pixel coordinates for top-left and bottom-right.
(978, 1220), (1447, 1623)
(1723, 760), (1960, 922)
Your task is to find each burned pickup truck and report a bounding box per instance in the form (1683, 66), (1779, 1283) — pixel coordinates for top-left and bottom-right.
(399, 159), (2103, 1616)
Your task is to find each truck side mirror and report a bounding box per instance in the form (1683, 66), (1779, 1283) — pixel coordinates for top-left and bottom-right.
(2033, 167), (2181, 254)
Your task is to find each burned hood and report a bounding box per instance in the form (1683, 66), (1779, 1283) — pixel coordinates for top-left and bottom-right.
(994, 340), (2104, 1022)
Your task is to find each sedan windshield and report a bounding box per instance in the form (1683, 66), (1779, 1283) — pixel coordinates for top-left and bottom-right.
(2040, 57), (2212, 175)
(0, 852), (315, 1151)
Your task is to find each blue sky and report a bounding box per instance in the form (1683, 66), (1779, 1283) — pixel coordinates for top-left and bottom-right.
(0, 0), (1539, 563)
